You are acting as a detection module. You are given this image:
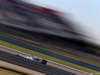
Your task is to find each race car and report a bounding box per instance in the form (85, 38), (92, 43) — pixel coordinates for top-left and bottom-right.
(16, 54), (47, 65)
(16, 54), (40, 63)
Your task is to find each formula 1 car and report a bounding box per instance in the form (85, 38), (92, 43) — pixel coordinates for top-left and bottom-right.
(16, 54), (47, 65)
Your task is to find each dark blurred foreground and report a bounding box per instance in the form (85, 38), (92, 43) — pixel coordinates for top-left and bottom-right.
(0, 0), (100, 56)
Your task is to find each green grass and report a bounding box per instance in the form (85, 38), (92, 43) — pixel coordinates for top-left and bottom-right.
(0, 68), (21, 75)
(0, 40), (100, 74)
(0, 65), (32, 75)
(29, 41), (100, 66)
(1, 31), (100, 66)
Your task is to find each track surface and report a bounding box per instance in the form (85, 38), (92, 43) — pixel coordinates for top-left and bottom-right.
(0, 45), (90, 75)
(0, 50), (76, 75)
(0, 60), (45, 75)
(0, 34), (100, 72)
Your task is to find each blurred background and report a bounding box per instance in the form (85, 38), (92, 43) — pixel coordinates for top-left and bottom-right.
(0, 0), (100, 75)
(0, 0), (100, 55)
(26, 0), (100, 46)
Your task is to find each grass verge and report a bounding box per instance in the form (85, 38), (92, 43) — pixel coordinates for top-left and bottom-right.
(0, 40), (100, 74)
(1, 31), (100, 66)
(0, 65), (32, 75)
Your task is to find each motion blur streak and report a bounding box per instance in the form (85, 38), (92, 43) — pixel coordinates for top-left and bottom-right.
(0, 0), (100, 59)
(0, 0), (82, 40)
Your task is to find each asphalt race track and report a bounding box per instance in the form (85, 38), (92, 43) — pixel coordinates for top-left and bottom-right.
(0, 34), (100, 72)
(0, 45), (90, 75)
(0, 50), (75, 75)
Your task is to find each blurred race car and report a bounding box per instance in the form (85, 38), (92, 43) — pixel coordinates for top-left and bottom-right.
(17, 54), (47, 65)
(16, 54), (40, 63)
